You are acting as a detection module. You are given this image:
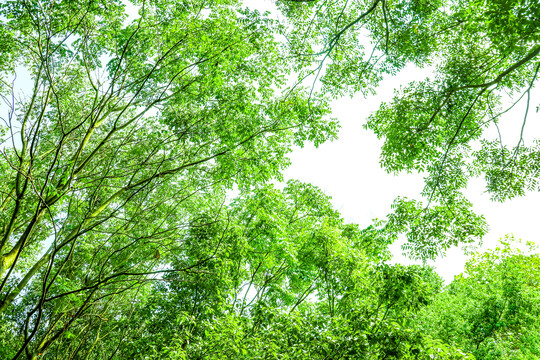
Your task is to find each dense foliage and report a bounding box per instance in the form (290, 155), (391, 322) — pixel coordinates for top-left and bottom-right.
(0, 0), (539, 359)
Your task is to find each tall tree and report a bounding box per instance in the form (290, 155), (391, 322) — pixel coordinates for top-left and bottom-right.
(56, 181), (457, 360)
(0, 0), (337, 357)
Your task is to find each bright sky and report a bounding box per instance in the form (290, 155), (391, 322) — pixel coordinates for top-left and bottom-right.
(282, 65), (540, 283)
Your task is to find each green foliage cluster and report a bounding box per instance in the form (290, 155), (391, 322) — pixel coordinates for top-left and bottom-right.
(0, 0), (539, 359)
(416, 238), (540, 359)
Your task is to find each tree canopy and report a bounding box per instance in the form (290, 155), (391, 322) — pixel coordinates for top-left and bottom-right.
(0, 0), (539, 359)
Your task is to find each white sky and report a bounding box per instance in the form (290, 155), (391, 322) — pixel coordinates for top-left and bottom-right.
(282, 65), (540, 283)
